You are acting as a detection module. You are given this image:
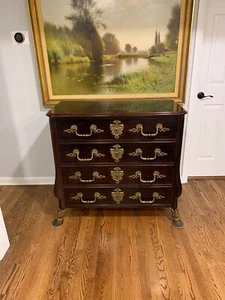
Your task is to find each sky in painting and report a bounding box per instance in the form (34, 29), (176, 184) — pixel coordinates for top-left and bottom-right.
(41, 0), (180, 50)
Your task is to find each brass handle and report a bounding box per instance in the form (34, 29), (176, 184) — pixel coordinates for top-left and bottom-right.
(129, 123), (170, 137)
(110, 120), (124, 139)
(71, 192), (106, 204)
(129, 192), (165, 204)
(69, 171), (105, 183)
(129, 170), (166, 183)
(64, 124), (104, 136)
(66, 149), (105, 161)
(129, 148), (168, 160)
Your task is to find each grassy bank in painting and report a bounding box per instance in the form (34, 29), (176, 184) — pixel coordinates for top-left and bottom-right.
(49, 52), (176, 95)
(44, 22), (90, 65)
(101, 52), (176, 94)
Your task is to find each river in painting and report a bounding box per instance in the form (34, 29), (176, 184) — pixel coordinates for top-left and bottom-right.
(50, 57), (151, 95)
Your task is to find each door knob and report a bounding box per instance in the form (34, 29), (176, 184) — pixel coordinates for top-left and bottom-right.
(197, 92), (213, 99)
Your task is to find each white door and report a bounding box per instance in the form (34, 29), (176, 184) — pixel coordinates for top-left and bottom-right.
(183, 0), (225, 177)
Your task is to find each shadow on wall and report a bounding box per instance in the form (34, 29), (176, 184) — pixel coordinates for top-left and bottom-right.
(0, 37), (54, 183)
(0, 54), (54, 182)
(0, 106), (55, 182)
(0, 53), (24, 179)
(15, 119), (55, 181)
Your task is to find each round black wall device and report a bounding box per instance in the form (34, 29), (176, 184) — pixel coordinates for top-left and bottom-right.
(14, 32), (25, 44)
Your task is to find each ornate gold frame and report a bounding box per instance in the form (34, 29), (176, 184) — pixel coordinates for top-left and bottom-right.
(27, 0), (194, 106)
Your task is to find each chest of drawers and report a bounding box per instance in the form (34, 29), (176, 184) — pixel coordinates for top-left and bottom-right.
(47, 99), (186, 227)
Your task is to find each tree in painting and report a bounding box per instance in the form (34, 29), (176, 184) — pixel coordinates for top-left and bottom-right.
(125, 44), (132, 53)
(102, 33), (121, 55)
(66, 0), (106, 62)
(149, 3), (180, 57)
(165, 4), (181, 50)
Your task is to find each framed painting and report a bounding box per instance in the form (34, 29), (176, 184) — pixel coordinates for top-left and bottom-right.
(28, 0), (194, 106)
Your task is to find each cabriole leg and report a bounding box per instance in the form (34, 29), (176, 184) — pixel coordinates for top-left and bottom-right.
(52, 209), (65, 227)
(171, 208), (184, 228)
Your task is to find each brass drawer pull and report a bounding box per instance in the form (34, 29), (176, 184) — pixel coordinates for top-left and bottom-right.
(129, 148), (168, 160)
(69, 171), (105, 183)
(129, 192), (165, 204)
(66, 149), (105, 161)
(110, 145), (124, 162)
(110, 120), (124, 139)
(129, 123), (170, 137)
(64, 124), (104, 137)
(71, 192), (106, 204)
(129, 170), (166, 183)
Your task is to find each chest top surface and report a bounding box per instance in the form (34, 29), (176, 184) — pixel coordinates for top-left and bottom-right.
(47, 99), (186, 118)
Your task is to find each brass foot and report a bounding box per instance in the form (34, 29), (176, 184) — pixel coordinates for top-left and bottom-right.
(52, 209), (65, 227)
(171, 208), (184, 228)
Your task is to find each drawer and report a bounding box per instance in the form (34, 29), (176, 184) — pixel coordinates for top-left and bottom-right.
(57, 116), (177, 141)
(64, 187), (172, 207)
(62, 166), (173, 185)
(59, 142), (175, 164)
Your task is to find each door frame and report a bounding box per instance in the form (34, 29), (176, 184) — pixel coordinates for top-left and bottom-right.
(0, 207), (10, 260)
(181, 0), (207, 182)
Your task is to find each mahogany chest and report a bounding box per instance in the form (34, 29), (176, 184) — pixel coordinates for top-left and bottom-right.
(47, 100), (186, 227)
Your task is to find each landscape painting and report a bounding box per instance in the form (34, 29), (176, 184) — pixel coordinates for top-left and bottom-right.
(28, 0), (193, 105)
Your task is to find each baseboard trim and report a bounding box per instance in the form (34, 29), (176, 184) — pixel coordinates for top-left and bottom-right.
(188, 176), (225, 180)
(0, 177), (55, 185)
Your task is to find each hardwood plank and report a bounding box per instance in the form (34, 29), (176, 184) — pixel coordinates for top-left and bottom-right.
(1, 180), (225, 300)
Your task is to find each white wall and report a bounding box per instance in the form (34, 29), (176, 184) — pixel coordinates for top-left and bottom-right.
(0, 0), (55, 185)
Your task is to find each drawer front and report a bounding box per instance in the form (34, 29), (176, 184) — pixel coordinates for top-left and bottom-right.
(64, 187), (172, 207)
(62, 166), (173, 185)
(60, 142), (175, 164)
(57, 116), (177, 141)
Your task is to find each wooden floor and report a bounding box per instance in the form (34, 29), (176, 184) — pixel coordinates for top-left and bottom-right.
(0, 180), (225, 300)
